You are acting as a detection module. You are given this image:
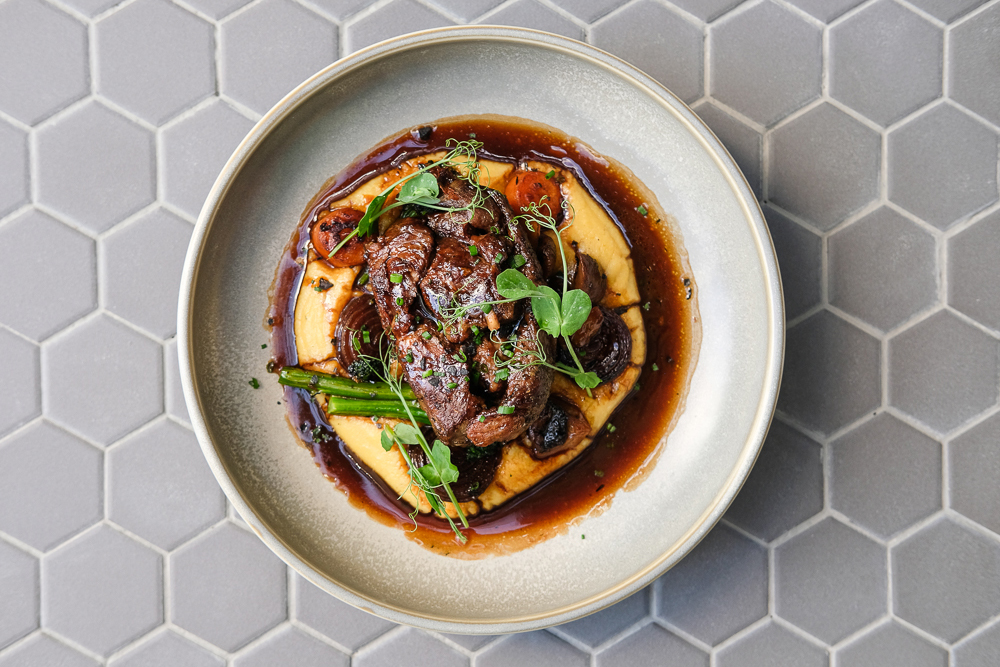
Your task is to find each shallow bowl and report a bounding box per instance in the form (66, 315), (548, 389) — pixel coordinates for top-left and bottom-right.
(178, 26), (783, 633)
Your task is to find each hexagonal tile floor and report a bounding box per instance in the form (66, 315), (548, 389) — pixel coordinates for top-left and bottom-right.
(1, 0), (999, 664)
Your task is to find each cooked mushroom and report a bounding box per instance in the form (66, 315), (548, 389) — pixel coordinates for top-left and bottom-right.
(526, 397), (590, 459)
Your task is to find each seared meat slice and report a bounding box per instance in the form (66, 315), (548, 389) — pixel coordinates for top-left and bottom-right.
(420, 235), (518, 342)
(365, 220), (435, 338)
(464, 313), (555, 447)
(425, 167), (505, 241)
(471, 336), (506, 395)
(396, 325), (483, 444)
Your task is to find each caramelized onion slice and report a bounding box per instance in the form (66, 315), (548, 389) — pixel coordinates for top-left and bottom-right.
(570, 306), (632, 384)
(407, 441), (503, 502)
(334, 295), (385, 377)
(526, 397), (589, 460)
(311, 207), (366, 267)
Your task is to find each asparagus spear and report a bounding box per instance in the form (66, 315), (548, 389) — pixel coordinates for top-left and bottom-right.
(326, 397), (431, 425)
(279, 367), (417, 400)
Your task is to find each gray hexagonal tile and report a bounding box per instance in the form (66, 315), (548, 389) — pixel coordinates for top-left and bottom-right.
(0, 540), (38, 650)
(692, 101), (762, 199)
(950, 210), (1000, 333)
(109, 420), (226, 550)
(0, 0), (88, 125)
(559, 588), (648, 648)
(830, 0), (942, 126)
(171, 522), (287, 652)
(96, 0), (215, 125)
(0, 210), (96, 341)
(43, 524), (162, 657)
(0, 421), (101, 551)
(355, 629), (468, 667)
(888, 104), (998, 230)
(477, 631), (583, 667)
(162, 100), (255, 219)
(109, 630), (224, 667)
(547, 0), (625, 23)
(715, 622), (828, 667)
(837, 620), (947, 667)
(955, 620), (1000, 667)
(725, 420), (823, 542)
(666, 0), (742, 22)
(590, 1), (703, 104)
(0, 634), (99, 667)
(220, 0), (337, 116)
(0, 329), (40, 438)
(0, 120), (28, 219)
(768, 103), (881, 231)
(440, 633), (499, 651)
(101, 209), (193, 339)
(893, 518), (1000, 642)
(234, 626), (348, 667)
(596, 623), (706, 667)
(655, 524), (767, 645)
(908, 0), (987, 23)
(165, 338), (190, 423)
(778, 310), (882, 436)
(44, 314), (163, 445)
(951, 412), (1000, 535)
(786, 0), (863, 22)
(423, 0), (502, 22)
(951, 3), (1000, 129)
(829, 206), (937, 332)
(478, 0), (583, 40)
(345, 0), (452, 54)
(888, 310), (999, 433)
(36, 101), (156, 234)
(762, 206), (821, 321)
(293, 574), (395, 651)
(831, 414), (941, 538)
(181, 0), (252, 20)
(775, 517), (887, 643)
(710, 1), (822, 126)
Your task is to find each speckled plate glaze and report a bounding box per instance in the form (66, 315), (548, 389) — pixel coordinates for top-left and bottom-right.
(178, 27), (783, 633)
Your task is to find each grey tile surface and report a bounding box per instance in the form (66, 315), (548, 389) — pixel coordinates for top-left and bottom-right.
(775, 517), (887, 643)
(0, 210), (97, 341)
(42, 524), (163, 656)
(43, 314), (164, 445)
(220, 0), (338, 116)
(4, 0), (1000, 664)
(829, 206), (937, 332)
(477, 631), (585, 667)
(710, 1), (822, 126)
(109, 420), (226, 549)
(36, 101), (156, 234)
(591, 1), (703, 104)
(96, 0), (215, 126)
(0, 0), (88, 125)
(829, 0), (942, 127)
(109, 630), (225, 667)
(888, 310), (999, 433)
(101, 209), (193, 339)
(949, 210), (1000, 333)
(768, 102), (881, 231)
(715, 621), (828, 667)
(0, 329), (40, 439)
(170, 522), (287, 652)
(950, 3), (1000, 128)
(161, 99), (254, 219)
(233, 626), (349, 667)
(837, 620), (947, 667)
(830, 414), (941, 538)
(0, 121), (28, 219)
(724, 419), (823, 542)
(888, 103), (999, 230)
(778, 310), (881, 435)
(0, 539), (38, 650)
(0, 421), (102, 551)
(950, 412), (1000, 536)
(595, 623), (707, 667)
(893, 518), (1000, 643)
(656, 524), (768, 645)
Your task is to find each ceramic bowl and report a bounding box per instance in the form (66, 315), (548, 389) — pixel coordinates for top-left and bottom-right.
(178, 26), (783, 633)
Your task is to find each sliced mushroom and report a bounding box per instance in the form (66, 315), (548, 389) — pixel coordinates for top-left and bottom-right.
(570, 252), (607, 304)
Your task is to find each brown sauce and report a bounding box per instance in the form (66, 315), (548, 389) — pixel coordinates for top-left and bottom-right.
(267, 115), (700, 557)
